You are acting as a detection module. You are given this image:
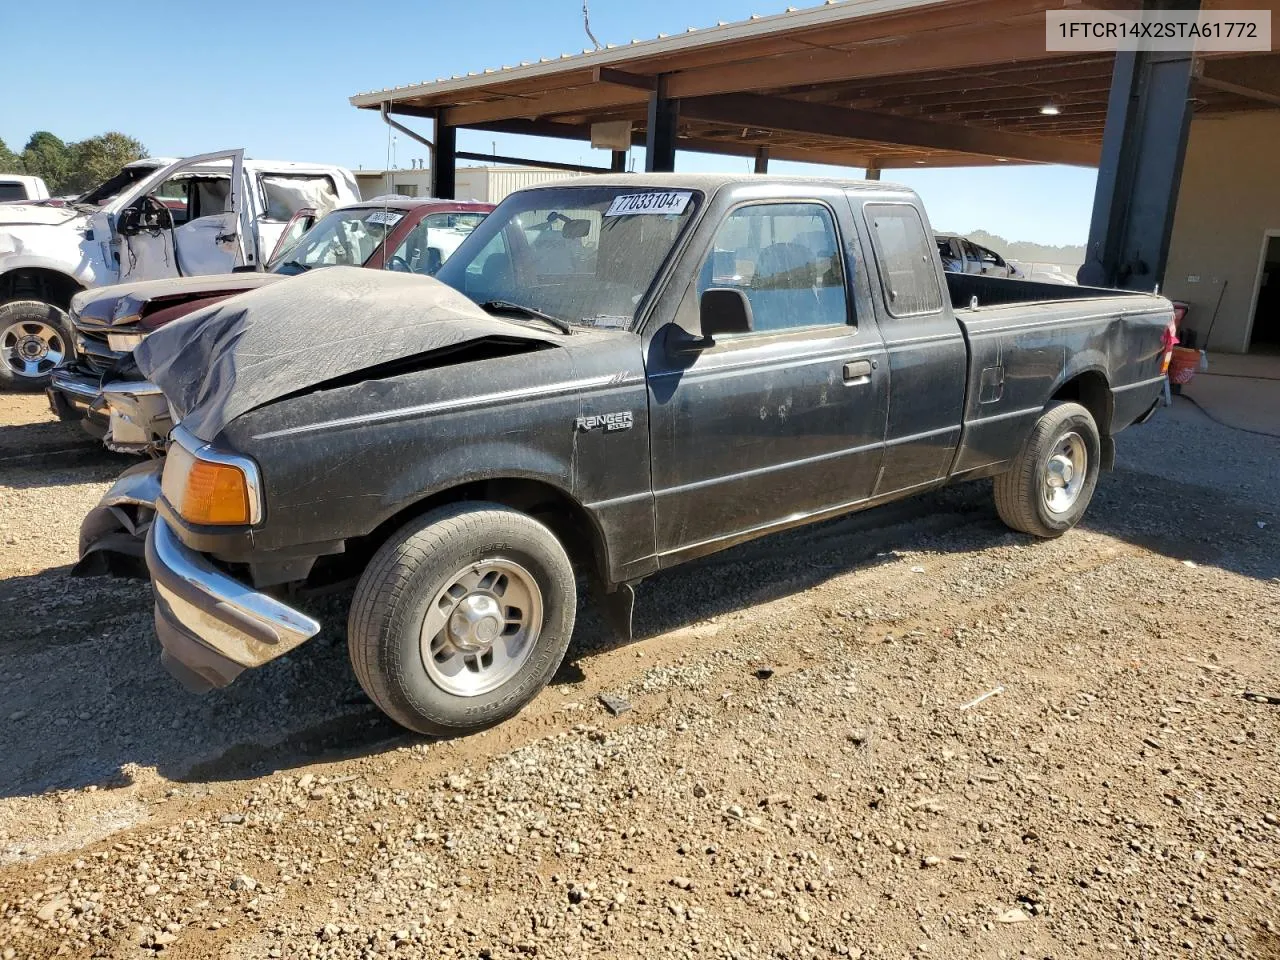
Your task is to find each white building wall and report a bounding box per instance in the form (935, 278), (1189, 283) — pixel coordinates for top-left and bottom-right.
(355, 166), (582, 203)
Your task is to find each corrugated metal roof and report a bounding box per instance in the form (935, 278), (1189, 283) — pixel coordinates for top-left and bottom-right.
(349, 0), (946, 106)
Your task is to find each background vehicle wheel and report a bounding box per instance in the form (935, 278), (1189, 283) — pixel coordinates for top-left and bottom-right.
(0, 300), (74, 391)
(993, 401), (1100, 538)
(348, 502), (577, 736)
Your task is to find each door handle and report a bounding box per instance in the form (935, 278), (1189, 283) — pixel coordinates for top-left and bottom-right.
(843, 359), (874, 383)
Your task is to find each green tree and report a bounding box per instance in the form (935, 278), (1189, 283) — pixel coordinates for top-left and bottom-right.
(20, 131), (71, 191)
(0, 137), (22, 175)
(64, 132), (147, 195)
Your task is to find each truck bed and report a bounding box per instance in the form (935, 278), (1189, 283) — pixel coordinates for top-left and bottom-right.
(945, 272), (1154, 310)
(942, 271), (1171, 484)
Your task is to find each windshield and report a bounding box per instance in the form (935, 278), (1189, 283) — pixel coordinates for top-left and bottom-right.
(272, 206), (407, 274)
(434, 186), (702, 330)
(75, 164), (160, 207)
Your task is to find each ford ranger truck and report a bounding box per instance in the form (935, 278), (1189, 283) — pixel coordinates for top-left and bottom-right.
(89, 175), (1173, 737)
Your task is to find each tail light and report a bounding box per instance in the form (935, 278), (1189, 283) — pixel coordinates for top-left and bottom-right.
(1160, 317), (1179, 376)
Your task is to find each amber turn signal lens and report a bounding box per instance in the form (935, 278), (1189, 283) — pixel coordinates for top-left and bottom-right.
(179, 460), (251, 525)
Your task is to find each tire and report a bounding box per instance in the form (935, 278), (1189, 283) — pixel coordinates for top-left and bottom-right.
(993, 401), (1101, 538)
(348, 502), (577, 736)
(0, 300), (75, 391)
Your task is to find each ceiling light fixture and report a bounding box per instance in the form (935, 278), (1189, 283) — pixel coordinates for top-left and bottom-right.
(1040, 104), (1061, 116)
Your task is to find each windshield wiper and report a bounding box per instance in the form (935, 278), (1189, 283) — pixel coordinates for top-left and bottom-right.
(480, 300), (573, 335)
(280, 259), (312, 273)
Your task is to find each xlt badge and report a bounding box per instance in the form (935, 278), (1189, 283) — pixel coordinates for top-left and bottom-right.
(575, 411), (634, 432)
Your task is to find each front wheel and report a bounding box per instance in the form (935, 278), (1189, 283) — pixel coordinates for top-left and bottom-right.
(0, 300), (75, 390)
(347, 502), (577, 736)
(993, 401), (1101, 538)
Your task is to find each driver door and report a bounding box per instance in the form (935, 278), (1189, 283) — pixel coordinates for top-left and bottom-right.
(98, 149), (246, 284)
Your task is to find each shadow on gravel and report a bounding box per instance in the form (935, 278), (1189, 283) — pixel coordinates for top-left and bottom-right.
(0, 449), (1274, 801)
(0, 415), (99, 457)
(1082, 467), (1278, 583)
(0, 442), (122, 488)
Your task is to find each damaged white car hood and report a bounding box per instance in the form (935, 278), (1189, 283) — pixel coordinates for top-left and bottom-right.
(0, 203), (88, 228)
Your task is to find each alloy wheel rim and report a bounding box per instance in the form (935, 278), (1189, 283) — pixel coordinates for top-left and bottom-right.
(1043, 431), (1087, 515)
(1, 320), (64, 380)
(420, 558), (543, 697)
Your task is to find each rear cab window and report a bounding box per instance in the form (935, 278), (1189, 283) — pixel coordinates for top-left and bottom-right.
(864, 203), (943, 317)
(258, 174), (340, 220)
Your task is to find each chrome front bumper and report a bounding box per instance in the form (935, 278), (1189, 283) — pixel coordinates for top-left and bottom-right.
(48, 369), (173, 454)
(145, 516), (322, 692)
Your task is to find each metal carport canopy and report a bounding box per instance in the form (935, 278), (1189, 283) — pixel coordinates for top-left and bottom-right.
(349, 0), (1131, 172)
(350, 0), (1274, 175)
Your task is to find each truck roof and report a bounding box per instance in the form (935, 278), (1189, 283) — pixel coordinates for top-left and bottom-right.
(516, 172), (909, 193)
(123, 157), (351, 174)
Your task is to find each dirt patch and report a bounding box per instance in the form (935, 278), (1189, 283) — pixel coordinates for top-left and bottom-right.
(0, 398), (1276, 959)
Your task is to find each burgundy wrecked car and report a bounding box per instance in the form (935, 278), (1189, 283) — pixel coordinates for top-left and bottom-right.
(48, 197), (493, 454)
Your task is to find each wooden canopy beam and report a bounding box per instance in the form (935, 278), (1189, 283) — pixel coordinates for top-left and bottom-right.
(679, 92), (1101, 165)
(665, 18), (1057, 99)
(443, 84), (649, 126)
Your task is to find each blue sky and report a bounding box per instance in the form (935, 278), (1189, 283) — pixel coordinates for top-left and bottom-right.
(4, 0), (1098, 246)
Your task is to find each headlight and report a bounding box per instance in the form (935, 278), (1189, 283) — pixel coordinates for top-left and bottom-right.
(107, 332), (145, 352)
(161, 428), (262, 526)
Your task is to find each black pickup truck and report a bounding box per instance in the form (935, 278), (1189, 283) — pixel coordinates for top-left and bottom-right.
(90, 174), (1173, 736)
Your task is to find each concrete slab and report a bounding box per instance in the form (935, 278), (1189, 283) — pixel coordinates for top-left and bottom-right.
(1181, 352), (1280, 437)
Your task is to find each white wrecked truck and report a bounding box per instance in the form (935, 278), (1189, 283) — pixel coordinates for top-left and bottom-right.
(0, 149), (359, 388)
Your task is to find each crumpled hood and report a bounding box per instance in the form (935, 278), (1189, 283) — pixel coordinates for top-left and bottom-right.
(72, 272), (287, 330)
(0, 203), (87, 228)
(134, 267), (562, 442)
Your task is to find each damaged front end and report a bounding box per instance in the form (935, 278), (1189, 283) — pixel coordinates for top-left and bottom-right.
(75, 459), (162, 578)
(49, 273), (277, 453)
(49, 367), (173, 455)
(100, 380), (172, 455)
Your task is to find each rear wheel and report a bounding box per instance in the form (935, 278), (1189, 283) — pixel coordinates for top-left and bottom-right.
(993, 401), (1100, 538)
(0, 300), (74, 390)
(347, 502), (576, 736)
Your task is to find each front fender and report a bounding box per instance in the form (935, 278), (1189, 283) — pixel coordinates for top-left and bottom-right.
(74, 459), (163, 579)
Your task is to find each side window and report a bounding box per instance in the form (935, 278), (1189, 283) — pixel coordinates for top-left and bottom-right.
(865, 204), (943, 317)
(696, 202), (849, 334)
(259, 174), (340, 221)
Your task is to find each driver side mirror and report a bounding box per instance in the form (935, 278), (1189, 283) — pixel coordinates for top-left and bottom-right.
(671, 288), (754, 354)
(701, 287), (753, 338)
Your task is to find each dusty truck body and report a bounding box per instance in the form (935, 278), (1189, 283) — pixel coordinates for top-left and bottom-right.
(0, 149), (359, 389)
(48, 198), (493, 455)
(91, 174), (1172, 736)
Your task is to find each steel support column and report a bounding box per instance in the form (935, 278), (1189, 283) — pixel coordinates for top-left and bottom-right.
(431, 110), (457, 199)
(1078, 7), (1197, 290)
(753, 147), (769, 174)
(645, 76), (678, 172)
(611, 150), (628, 172)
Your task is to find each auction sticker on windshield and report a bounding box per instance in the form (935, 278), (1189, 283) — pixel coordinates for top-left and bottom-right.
(366, 210), (404, 226)
(605, 192), (692, 217)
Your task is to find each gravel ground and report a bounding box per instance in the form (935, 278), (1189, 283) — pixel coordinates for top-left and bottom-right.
(0, 393), (1277, 960)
